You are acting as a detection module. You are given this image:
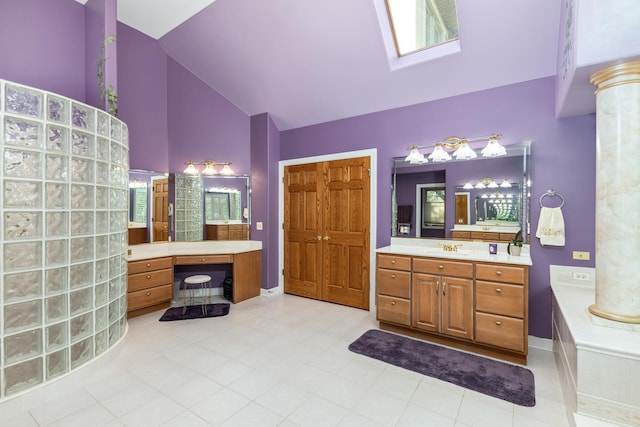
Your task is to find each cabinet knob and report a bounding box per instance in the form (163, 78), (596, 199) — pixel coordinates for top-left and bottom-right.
(495, 288), (502, 293)
(146, 275), (151, 279)
(495, 321), (502, 326)
(146, 292), (151, 296)
(146, 263), (151, 267)
(390, 301), (396, 306)
(438, 264), (444, 270)
(391, 260), (396, 264)
(496, 271), (503, 276)
(391, 274), (396, 279)
(201, 258), (206, 262)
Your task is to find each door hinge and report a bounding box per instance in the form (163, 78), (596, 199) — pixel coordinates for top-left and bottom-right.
(368, 168), (371, 176)
(282, 268), (284, 276)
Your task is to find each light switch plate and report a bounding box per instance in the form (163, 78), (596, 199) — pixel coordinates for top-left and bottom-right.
(256, 222), (263, 230)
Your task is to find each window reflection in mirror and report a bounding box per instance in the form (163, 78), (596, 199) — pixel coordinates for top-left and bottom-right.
(391, 142), (531, 242)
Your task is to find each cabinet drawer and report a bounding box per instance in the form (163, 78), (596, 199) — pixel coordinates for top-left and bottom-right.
(128, 268), (173, 293)
(475, 264), (525, 284)
(413, 258), (473, 278)
(451, 231), (471, 239)
(127, 283), (173, 311)
(377, 268), (411, 298)
(475, 312), (524, 352)
(377, 254), (411, 271)
(377, 294), (411, 326)
(476, 281), (524, 318)
(470, 231), (498, 241)
(128, 257), (172, 274)
(499, 233), (517, 242)
(174, 255), (233, 265)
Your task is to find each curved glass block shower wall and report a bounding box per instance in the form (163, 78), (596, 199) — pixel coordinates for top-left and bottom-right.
(0, 80), (129, 398)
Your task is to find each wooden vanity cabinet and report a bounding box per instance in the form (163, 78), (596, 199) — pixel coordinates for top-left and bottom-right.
(475, 263), (528, 353)
(206, 224), (250, 240)
(376, 254), (412, 326)
(376, 253), (529, 364)
(412, 259), (474, 340)
(127, 257), (173, 318)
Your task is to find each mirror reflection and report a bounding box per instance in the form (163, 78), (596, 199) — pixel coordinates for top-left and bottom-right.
(170, 173), (251, 242)
(392, 142), (531, 242)
(127, 171), (252, 244)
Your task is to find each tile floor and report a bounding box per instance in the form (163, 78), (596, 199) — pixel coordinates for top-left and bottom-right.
(5, 294), (570, 426)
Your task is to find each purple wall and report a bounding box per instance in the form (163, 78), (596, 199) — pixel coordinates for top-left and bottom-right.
(166, 58), (250, 174)
(280, 77), (597, 338)
(0, 0), (86, 102)
(118, 23), (169, 172)
(250, 113), (281, 290)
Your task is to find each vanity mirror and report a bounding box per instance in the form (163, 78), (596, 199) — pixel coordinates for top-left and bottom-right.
(170, 173), (251, 242)
(391, 141), (531, 242)
(128, 169), (167, 244)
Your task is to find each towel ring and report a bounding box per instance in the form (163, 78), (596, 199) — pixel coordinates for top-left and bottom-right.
(539, 190), (564, 208)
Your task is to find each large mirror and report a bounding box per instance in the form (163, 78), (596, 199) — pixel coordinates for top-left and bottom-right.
(128, 171), (252, 244)
(128, 169), (167, 244)
(171, 173), (251, 242)
(391, 142), (531, 242)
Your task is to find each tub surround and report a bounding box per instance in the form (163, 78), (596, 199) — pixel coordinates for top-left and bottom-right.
(551, 265), (640, 426)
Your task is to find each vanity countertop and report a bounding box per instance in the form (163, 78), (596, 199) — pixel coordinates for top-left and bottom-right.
(377, 237), (532, 266)
(128, 240), (262, 262)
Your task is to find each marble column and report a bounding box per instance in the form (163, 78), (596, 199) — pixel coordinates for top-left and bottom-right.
(589, 62), (640, 323)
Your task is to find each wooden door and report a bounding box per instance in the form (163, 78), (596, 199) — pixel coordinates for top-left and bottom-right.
(412, 272), (440, 332)
(283, 163), (323, 299)
(152, 178), (169, 242)
(322, 157), (370, 309)
(441, 276), (474, 340)
(283, 157), (371, 310)
(455, 193), (469, 225)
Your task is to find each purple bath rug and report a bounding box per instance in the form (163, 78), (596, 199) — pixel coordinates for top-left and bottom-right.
(159, 303), (230, 321)
(349, 329), (535, 406)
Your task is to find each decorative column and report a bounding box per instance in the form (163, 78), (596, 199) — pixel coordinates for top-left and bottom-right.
(589, 62), (640, 324)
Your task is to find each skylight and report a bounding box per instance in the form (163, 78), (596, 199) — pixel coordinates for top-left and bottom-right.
(385, 0), (459, 57)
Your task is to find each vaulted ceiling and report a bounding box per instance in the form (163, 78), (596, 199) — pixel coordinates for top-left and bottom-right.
(81, 0), (564, 130)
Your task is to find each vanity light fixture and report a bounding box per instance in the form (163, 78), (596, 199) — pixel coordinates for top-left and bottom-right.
(500, 179), (512, 188)
(405, 133), (505, 164)
(183, 160), (235, 175)
(462, 181), (474, 190)
(487, 180), (499, 189)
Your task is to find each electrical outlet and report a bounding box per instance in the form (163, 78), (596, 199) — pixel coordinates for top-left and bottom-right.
(572, 271), (590, 281)
(573, 251), (590, 261)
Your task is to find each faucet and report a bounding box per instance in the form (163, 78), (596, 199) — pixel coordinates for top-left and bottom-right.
(442, 243), (462, 253)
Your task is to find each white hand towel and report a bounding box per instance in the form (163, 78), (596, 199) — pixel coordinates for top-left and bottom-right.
(536, 207), (565, 246)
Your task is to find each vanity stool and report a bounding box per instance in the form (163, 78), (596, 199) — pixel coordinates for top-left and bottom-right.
(182, 274), (212, 314)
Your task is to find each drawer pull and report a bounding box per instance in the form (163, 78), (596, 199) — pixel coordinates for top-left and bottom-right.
(495, 288), (502, 293)
(496, 271), (503, 276)
(438, 264), (444, 270)
(146, 263), (151, 267)
(390, 301), (396, 306)
(435, 282), (439, 294)
(201, 258), (206, 262)
(442, 282), (446, 296)
(391, 274), (396, 279)
(146, 292), (151, 296)
(391, 260), (396, 264)
(495, 321), (502, 326)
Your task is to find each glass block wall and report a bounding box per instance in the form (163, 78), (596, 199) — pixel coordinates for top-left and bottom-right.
(174, 173), (203, 241)
(0, 80), (129, 398)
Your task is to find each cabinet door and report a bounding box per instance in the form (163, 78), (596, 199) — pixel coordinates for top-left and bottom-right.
(441, 276), (474, 340)
(412, 273), (440, 333)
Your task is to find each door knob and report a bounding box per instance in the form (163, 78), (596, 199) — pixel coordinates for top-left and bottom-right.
(323, 236), (330, 241)
(316, 235), (322, 240)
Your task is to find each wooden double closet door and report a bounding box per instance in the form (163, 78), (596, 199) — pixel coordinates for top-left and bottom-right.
(284, 157), (370, 310)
